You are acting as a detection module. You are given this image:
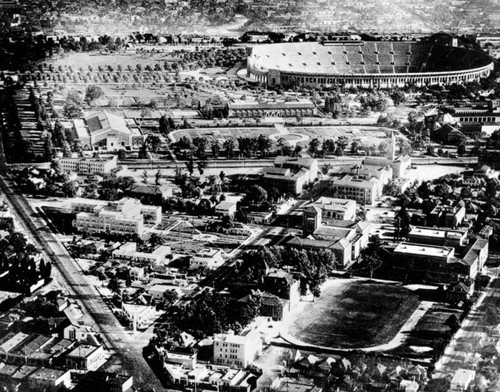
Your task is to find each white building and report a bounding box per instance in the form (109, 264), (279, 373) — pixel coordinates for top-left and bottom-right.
(65, 345), (105, 371)
(190, 248), (224, 270)
(72, 198), (162, 236)
(450, 369), (476, 392)
(307, 197), (356, 221)
(59, 155), (117, 175)
(113, 242), (171, 265)
(213, 330), (262, 368)
(121, 304), (156, 331)
(85, 111), (143, 150)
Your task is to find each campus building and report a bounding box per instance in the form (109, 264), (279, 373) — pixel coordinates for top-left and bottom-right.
(408, 226), (468, 247)
(247, 41), (493, 89)
(213, 330), (262, 369)
(302, 197), (357, 222)
(85, 111), (143, 150)
(71, 198), (162, 236)
(59, 155), (118, 175)
(262, 157), (318, 195)
(228, 99), (317, 118)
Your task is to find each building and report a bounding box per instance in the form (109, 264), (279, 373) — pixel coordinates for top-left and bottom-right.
(363, 132), (412, 179)
(213, 330), (262, 368)
(75, 371), (133, 392)
(59, 155), (117, 175)
(303, 197), (357, 222)
(408, 226), (468, 247)
(464, 238), (489, 272)
(393, 242), (478, 283)
(215, 200), (238, 218)
(330, 174), (380, 205)
(85, 111), (143, 150)
(428, 203), (466, 228)
(262, 157), (318, 195)
(449, 369), (475, 392)
(65, 345), (105, 371)
(228, 99), (317, 118)
(121, 304), (156, 331)
(72, 198), (162, 236)
(247, 41), (493, 89)
(190, 248), (224, 270)
(27, 368), (71, 391)
(113, 242), (171, 265)
(479, 150), (500, 170)
(127, 183), (174, 204)
(263, 268), (300, 309)
(448, 100), (500, 126)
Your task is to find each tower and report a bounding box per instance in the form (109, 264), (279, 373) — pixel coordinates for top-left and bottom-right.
(387, 131), (397, 161)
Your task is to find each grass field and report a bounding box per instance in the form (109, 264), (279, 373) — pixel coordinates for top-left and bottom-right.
(172, 127), (277, 142)
(289, 280), (420, 348)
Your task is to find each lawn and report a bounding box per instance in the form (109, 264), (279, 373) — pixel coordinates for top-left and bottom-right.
(289, 280), (420, 348)
(172, 127), (276, 143)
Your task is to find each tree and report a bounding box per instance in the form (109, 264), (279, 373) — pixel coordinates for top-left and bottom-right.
(149, 233), (165, 249)
(223, 138), (236, 158)
(85, 85), (104, 104)
(244, 185), (268, 205)
(308, 138), (321, 156)
(460, 187), (472, 199)
(163, 290), (179, 308)
(108, 277), (121, 294)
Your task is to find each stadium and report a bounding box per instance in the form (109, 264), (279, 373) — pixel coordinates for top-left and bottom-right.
(247, 41), (494, 89)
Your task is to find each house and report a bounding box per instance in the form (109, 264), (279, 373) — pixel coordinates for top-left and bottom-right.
(449, 369), (475, 392)
(27, 368), (71, 391)
(238, 290), (289, 321)
(85, 111), (143, 150)
(213, 330), (262, 368)
(190, 248), (224, 270)
(264, 268), (300, 308)
(65, 345), (105, 371)
(127, 184), (174, 204)
(148, 285), (183, 302)
(63, 321), (96, 343)
(130, 266), (145, 281)
(215, 200), (238, 218)
(113, 242), (171, 266)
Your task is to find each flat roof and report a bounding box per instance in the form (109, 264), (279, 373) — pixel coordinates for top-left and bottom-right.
(409, 226), (466, 239)
(394, 242), (454, 258)
(66, 344), (100, 358)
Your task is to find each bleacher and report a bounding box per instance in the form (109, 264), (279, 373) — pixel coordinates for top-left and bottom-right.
(249, 41), (492, 79)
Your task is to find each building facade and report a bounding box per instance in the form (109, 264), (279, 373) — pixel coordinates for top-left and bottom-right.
(72, 198), (162, 236)
(213, 330), (262, 369)
(59, 155), (117, 175)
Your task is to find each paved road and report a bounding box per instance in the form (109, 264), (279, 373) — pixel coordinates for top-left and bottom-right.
(0, 176), (165, 390)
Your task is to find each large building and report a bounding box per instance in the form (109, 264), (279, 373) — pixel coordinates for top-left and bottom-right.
(59, 155), (118, 175)
(408, 226), (468, 247)
(329, 162), (392, 205)
(262, 157), (318, 195)
(247, 41), (493, 88)
(71, 198), (162, 236)
(303, 197), (357, 222)
(85, 111), (143, 150)
(228, 99), (317, 118)
(213, 330), (262, 369)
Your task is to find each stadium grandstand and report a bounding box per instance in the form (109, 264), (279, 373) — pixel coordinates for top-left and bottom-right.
(247, 41), (494, 89)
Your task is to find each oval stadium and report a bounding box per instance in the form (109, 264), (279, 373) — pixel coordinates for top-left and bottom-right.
(247, 41), (494, 89)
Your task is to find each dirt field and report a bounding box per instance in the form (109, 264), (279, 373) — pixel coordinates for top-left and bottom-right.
(289, 280), (420, 348)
